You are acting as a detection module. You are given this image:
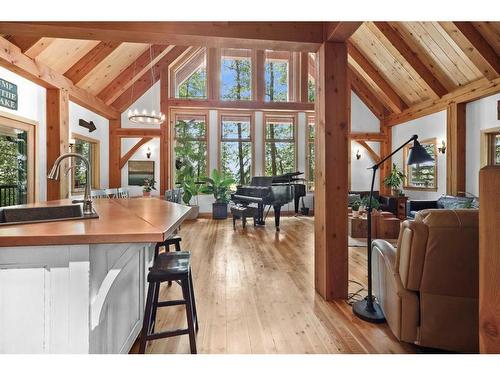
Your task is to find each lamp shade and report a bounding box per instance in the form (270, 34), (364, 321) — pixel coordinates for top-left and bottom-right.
(407, 138), (435, 166)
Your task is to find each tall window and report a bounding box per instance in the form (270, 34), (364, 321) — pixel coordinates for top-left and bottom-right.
(71, 135), (99, 194)
(404, 138), (437, 190)
(174, 48), (207, 99)
(488, 132), (500, 165)
(308, 53), (316, 103)
(306, 116), (315, 190)
(265, 50), (290, 102)
(174, 114), (208, 182)
(220, 49), (251, 101)
(220, 114), (252, 185)
(264, 115), (296, 176)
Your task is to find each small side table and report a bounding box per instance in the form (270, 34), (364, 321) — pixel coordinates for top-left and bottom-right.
(394, 196), (408, 220)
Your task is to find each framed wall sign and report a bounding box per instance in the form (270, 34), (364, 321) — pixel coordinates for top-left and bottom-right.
(0, 78), (18, 111)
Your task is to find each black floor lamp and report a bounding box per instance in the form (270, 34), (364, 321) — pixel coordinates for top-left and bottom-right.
(352, 134), (434, 323)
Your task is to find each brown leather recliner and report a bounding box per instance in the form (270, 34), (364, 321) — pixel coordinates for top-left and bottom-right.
(372, 209), (479, 353)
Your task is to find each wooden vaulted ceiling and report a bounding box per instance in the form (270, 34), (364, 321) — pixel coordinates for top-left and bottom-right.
(1, 21), (499, 123)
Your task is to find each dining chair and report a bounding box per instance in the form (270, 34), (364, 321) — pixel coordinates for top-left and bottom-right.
(91, 189), (108, 199)
(116, 187), (130, 198)
(104, 188), (118, 198)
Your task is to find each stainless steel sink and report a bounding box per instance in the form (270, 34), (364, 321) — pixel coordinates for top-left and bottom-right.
(0, 204), (99, 226)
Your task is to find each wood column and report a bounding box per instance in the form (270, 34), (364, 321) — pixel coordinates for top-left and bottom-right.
(379, 124), (392, 195)
(446, 102), (466, 196)
(300, 52), (309, 103)
(254, 50), (265, 101)
(160, 67), (171, 194)
(108, 118), (121, 188)
(314, 42), (349, 300)
(46, 89), (69, 200)
(207, 47), (220, 100)
(479, 166), (500, 353)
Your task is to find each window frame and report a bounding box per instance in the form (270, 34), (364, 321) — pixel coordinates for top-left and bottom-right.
(170, 109), (210, 186)
(70, 132), (100, 194)
(262, 112), (298, 176)
(403, 137), (438, 191)
(171, 47), (208, 100)
(0, 111), (36, 204)
(218, 111), (255, 185)
(220, 48), (253, 101)
(488, 131), (500, 166)
(305, 114), (315, 191)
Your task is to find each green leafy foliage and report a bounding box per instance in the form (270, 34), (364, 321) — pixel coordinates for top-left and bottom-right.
(200, 169), (235, 203)
(143, 178), (156, 192)
(178, 69), (207, 99)
(265, 60), (288, 102)
(383, 163), (405, 193)
(361, 196), (380, 210)
(0, 130), (28, 206)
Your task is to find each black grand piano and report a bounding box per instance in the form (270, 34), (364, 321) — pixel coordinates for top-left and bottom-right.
(231, 171), (306, 231)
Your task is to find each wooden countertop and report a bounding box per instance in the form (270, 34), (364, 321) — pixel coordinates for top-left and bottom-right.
(0, 198), (192, 247)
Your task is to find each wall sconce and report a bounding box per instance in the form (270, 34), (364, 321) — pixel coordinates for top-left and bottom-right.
(69, 138), (76, 151)
(146, 147), (152, 159)
(356, 149), (361, 160)
(438, 140), (446, 154)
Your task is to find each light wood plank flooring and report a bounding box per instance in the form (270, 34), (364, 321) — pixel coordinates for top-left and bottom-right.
(130, 216), (415, 354)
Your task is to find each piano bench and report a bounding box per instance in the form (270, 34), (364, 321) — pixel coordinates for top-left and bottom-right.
(231, 205), (258, 229)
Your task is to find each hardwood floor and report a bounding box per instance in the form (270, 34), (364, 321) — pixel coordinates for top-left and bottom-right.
(130, 216), (415, 354)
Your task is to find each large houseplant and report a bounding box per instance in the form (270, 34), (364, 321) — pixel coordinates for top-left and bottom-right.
(384, 163), (406, 196)
(175, 161), (200, 219)
(200, 169), (234, 220)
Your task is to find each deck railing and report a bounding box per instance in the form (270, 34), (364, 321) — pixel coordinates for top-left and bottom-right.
(0, 185), (20, 207)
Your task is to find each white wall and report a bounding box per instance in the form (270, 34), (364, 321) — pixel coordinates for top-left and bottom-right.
(466, 93), (500, 197)
(391, 110), (447, 200)
(0, 66), (47, 201)
(350, 92), (381, 192)
(69, 101), (109, 192)
(121, 82), (161, 130)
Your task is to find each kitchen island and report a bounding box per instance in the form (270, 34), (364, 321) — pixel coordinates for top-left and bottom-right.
(0, 198), (191, 354)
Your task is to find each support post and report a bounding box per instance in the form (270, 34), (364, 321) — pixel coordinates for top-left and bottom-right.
(254, 50), (265, 101)
(379, 125), (392, 195)
(108, 118), (121, 188)
(446, 102), (466, 196)
(160, 67), (171, 194)
(46, 89), (69, 200)
(314, 42), (349, 300)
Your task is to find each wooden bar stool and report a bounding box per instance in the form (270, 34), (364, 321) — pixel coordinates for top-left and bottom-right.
(139, 251), (198, 354)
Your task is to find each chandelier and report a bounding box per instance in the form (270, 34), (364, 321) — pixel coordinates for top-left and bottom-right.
(127, 45), (165, 125)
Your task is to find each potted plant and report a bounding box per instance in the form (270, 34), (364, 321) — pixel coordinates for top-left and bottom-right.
(175, 161), (200, 220)
(361, 195), (381, 211)
(384, 163), (406, 196)
(200, 169), (234, 220)
(352, 199), (361, 218)
(143, 178), (156, 197)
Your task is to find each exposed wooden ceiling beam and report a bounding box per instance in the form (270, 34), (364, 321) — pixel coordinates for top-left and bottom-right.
(98, 44), (175, 105)
(356, 140), (381, 163)
(372, 22), (449, 98)
(4, 35), (41, 53)
(325, 22), (363, 42)
(350, 132), (386, 142)
(166, 99), (315, 112)
(348, 67), (386, 120)
(64, 41), (122, 84)
(0, 36), (119, 119)
(348, 42), (407, 113)
(112, 46), (189, 112)
(440, 22), (500, 81)
(0, 22), (324, 51)
(384, 76), (500, 127)
(24, 37), (55, 58)
(119, 137), (153, 169)
(115, 128), (161, 137)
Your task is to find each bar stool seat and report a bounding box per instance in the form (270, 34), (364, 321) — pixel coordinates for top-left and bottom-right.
(139, 250), (198, 354)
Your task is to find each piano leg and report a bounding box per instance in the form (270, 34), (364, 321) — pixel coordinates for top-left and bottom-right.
(255, 203), (266, 226)
(274, 205), (281, 231)
(294, 195), (300, 214)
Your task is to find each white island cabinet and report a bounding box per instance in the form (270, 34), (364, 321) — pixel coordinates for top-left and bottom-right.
(0, 198), (191, 353)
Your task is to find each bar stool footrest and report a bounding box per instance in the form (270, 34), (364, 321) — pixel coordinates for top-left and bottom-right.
(145, 328), (190, 341)
(156, 299), (186, 307)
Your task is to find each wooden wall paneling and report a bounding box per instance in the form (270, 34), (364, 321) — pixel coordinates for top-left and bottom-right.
(324, 22), (363, 42)
(479, 166), (500, 353)
(97, 44), (173, 105)
(348, 67), (386, 120)
(0, 22), (324, 51)
(446, 102), (466, 196)
(46, 89), (69, 200)
(347, 43), (407, 113)
(300, 52), (309, 103)
(441, 22), (500, 81)
(0, 37), (119, 119)
(119, 137), (153, 169)
(314, 42), (349, 300)
(36, 39), (101, 74)
(372, 22), (448, 99)
(160, 67), (171, 193)
(384, 77), (500, 127)
(77, 42), (151, 95)
(108, 119), (121, 188)
(379, 125), (392, 195)
(111, 46), (189, 112)
(64, 41), (122, 84)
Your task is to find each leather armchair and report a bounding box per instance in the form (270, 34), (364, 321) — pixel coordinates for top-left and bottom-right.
(372, 209), (479, 352)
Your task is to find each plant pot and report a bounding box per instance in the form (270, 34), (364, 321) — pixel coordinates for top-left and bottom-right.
(352, 210), (360, 218)
(212, 202), (228, 220)
(143, 191), (151, 197)
(185, 205), (200, 220)
(300, 207), (310, 216)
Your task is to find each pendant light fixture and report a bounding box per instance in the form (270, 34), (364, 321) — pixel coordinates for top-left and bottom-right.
(127, 45), (165, 125)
